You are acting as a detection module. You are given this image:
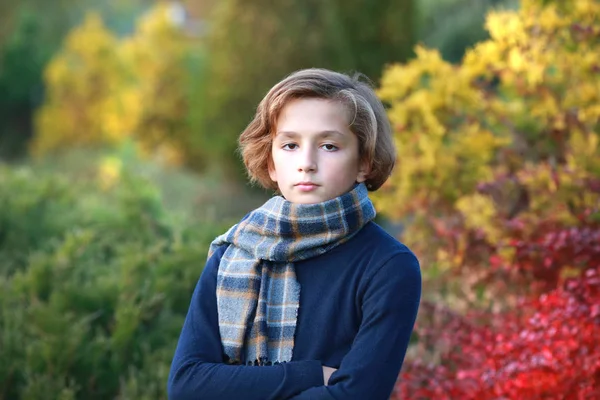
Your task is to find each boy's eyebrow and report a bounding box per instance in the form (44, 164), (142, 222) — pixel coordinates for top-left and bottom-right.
(275, 130), (345, 138)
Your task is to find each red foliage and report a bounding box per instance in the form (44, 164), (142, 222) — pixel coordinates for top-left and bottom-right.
(392, 220), (600, 399)
(505, 217), (600, 292)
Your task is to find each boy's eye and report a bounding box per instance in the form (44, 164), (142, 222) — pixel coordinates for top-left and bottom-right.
(321, 144), (338, 151)
(282, 143), (298, 150)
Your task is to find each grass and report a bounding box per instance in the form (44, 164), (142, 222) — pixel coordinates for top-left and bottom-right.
(15, 144), (270, 226)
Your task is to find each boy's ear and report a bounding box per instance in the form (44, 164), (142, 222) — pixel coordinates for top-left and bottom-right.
(356, 158), (370, 183)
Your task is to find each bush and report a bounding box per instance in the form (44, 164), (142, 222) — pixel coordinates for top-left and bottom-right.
(392, 223), (600, 398)
(0, 163), (223, 399)
(32, 5), (205, 168)
(377, 0), (599, 297)
(376, 0), (600, 397)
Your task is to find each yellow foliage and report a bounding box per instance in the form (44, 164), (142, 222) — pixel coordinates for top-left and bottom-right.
(376, 0), (600, 272)
(486, 11), (527, 46)
(32, 4), (197, 166)
(32, 13), (130, 155)
(455, 193), (501, 242)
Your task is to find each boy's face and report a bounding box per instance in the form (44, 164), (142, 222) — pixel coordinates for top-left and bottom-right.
(269, 98), (369, 204)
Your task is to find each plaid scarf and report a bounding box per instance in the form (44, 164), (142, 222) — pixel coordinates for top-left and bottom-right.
(208, 183), (376, 366)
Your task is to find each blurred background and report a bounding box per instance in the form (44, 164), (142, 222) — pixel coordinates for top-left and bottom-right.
(1, 0), (598, 398)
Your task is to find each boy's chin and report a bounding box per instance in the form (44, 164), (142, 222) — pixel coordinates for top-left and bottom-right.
(283, 189), (342, 204)
(280, 190), (323, 204)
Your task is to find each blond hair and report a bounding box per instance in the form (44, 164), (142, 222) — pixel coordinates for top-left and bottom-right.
(238, 68), (396, 191)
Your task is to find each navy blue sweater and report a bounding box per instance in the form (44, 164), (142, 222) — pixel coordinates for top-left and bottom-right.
(168, 222), (421, 400)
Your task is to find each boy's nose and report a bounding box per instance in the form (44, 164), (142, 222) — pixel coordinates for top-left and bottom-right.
(297, 148), (317, 173)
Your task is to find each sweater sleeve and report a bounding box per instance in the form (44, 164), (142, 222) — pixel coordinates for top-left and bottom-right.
(167, 246), (324, 400)
(288, 251), (421, 400)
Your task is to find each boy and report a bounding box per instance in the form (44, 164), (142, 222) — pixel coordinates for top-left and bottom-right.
(168, 68), (421, 399)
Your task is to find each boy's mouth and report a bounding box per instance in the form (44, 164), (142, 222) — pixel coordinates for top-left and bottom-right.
(295, 182), (319, 191)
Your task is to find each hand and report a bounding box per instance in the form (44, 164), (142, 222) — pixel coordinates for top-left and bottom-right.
(322, 366), (337, 386)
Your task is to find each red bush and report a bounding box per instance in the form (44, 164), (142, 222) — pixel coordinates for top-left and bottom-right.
(392, 222), (600, 399)
(505, 217), (600, 292)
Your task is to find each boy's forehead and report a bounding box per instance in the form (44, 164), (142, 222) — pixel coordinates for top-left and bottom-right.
(276, 98), (351, 129)
(275, 130), (345, 138)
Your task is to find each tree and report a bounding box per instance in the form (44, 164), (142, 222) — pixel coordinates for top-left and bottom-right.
(31, 13), (133, 156)
(0, 0), (155, 160)
(31, 4), (205, 167)
(0, 10), (55, 159)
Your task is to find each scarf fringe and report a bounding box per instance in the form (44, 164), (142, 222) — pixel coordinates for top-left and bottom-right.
(227, 357), (287, 367)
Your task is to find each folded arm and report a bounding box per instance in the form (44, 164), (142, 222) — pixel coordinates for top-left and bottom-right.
(167, 246), (324, 400)
(288, 251), (422, 400)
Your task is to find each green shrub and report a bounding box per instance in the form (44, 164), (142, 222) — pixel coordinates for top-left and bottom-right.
(0, 164), (224, 399)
